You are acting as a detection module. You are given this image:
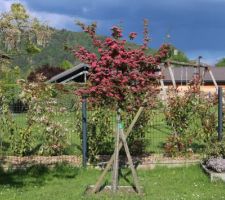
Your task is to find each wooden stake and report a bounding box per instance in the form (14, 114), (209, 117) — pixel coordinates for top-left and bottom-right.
(91, 106), (145, 193)
(112, 111), (121, 192)
(119, 128), (141, 193)
(208, 68), (218, 93)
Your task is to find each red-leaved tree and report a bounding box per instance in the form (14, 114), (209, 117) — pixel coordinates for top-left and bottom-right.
(74, 20), (170, 110)
(73, 20), (170, 193)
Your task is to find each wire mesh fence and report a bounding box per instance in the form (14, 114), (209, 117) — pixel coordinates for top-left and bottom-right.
(0, 83), (82, 157)
(0, 82), (224, 165)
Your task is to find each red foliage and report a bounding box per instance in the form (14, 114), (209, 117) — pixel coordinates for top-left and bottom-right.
(129, 32), (137, 40)
(73, 21), (170, 109)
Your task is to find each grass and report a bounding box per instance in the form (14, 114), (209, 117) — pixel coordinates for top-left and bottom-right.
(145, 111), (171, 153)
(0, 164), (225, 200)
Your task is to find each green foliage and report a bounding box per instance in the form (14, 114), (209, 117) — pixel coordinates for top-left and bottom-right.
(164, 92), (196, 135)
(164, 87), (217, 157)
(216, 58), (225, 67)
(87, 108), (114, 162)
(0, 3), (53, 72)
(86, 106), (151, 162)
(17, 77), (69, 155)
(25, 43), (42, 54)
(0, 77), (74, 156)
(11, 3), (29, 20)
(205, 139), (225, 159)
(0, 65), (21, 105)
(0, 3), (53, 52)
(0, 95), (18, 154)
(60, 60), (73, 70)
(168, 46), (189, 63)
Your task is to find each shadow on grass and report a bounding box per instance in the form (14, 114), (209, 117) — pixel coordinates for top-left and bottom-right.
(0, 164), (80, 188)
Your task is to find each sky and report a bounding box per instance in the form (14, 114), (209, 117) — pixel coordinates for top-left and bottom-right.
(1, 0), (225, 65)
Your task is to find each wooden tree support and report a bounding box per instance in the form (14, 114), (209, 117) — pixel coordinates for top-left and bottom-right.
(91, 106), (144, 194)
(207, 68), (218, 92)
(168, 64), (176, 89)
(119, 128), (141, 193)
(161, 62), (218, 95)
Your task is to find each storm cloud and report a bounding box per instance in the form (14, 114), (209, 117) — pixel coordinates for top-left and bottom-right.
(2, 0), (225, 63)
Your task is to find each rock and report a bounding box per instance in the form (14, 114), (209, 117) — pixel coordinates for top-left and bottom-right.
(206, 158), (225, 173)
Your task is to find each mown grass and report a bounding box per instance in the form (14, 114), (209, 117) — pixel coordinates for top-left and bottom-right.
(0, 164), (225, 200)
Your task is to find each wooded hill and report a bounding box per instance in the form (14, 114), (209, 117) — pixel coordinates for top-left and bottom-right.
(5, 28), (190, 75)
(9, 29), (156, 73)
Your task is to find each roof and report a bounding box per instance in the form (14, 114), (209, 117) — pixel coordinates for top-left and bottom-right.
(48, 61), (225, 85)
(162, 66), (225, 85)
(48, 63), (89, 83)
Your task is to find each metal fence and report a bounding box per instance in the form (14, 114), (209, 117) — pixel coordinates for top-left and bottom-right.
(0, 84), (82, 157)
(0, 84), (224, 165)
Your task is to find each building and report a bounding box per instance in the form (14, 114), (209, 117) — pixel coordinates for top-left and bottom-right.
(161, 66), (225, 93)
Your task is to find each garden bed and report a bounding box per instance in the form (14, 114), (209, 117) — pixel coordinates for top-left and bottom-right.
(96, 154), (200, 169)
(0, 154), (200, 171)
(0, 155), (82, 170)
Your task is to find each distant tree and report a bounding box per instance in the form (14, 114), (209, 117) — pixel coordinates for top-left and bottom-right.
(0, 3), (53, 67)
(216, 58), (225, 67)
(60, 59), (73, 70)
(27, 64), (65, 82)
(169, 46), (189, 63)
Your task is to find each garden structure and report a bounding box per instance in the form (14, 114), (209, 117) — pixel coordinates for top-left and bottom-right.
(158, 60), (219, 100)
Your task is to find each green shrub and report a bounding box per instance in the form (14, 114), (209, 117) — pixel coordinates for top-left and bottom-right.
(85, 106), (151, 162)
(164, 87), (217, 157)
(205, 139), (225, 159)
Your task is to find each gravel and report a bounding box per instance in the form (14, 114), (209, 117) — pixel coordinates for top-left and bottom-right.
(206, 157), (225, 173)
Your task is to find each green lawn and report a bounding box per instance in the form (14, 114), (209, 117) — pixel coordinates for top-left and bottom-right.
(145, 111), (171, 153)
(0, 164), (225, 200)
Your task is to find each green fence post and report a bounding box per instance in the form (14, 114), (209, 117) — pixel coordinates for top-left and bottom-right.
(218, 87), (223, 141)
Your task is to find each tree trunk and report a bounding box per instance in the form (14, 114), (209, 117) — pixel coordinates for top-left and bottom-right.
(112, 109), (121, 192)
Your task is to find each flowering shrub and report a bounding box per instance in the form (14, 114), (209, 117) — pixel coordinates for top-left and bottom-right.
(17, 75), (69, 155)
(1, 75), (70, 156)
(73, 21), (170, 166)
(74, 21), (170, 110)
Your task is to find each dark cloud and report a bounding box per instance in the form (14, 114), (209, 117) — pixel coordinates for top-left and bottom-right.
(19, 0), (225, 61)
